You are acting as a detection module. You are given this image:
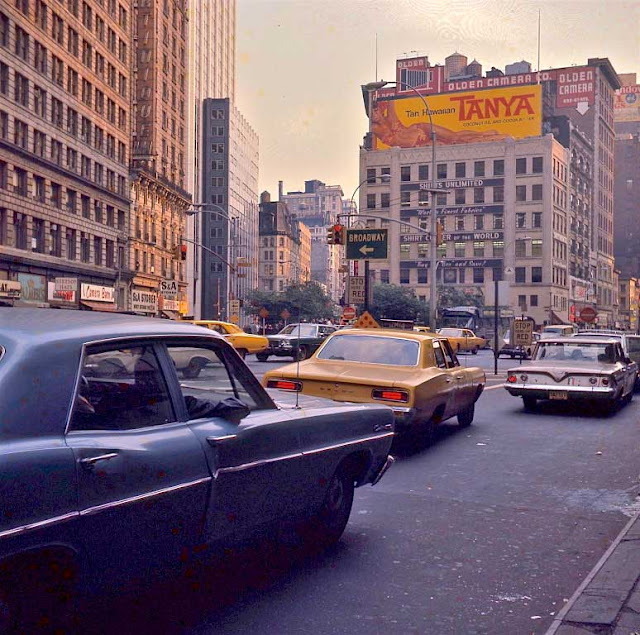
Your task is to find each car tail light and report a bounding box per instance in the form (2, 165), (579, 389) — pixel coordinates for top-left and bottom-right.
(267, 379), (302, 391)
(372, 388), (409, 403)
(589, 377), (597, 385)
(602, 378), (609, 386)
(507, 374), (517, 383)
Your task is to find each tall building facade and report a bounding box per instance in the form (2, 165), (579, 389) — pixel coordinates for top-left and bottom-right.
(129, 0), (190, 318)
(362, 53), (621, 326)
(258, 193), (311, 294)
(360, 136), (570, 327)
(280, 180), (344, 302)
(199, 97), (258, 321)
(0, 0), (131, 310)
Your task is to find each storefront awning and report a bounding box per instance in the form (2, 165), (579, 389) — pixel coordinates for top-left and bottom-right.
(161, 310), (180, 320)
(80, 301), (119, 312)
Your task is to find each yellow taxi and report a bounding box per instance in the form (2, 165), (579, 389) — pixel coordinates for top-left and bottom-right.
(436, 328), (487, 354)
(263, 328), (485, 436)
(184, 320), (268, 358)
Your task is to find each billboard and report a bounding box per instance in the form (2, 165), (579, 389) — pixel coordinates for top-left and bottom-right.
(371, 85), (541, 150)
(615, 85), (640, 122)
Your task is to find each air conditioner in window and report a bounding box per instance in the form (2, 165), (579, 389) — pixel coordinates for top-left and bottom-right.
(51, 224), (58, 230)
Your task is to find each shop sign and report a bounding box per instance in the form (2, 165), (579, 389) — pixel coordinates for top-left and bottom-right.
(50, 278), (78, 304)
(17, 273), (46, 304)
(400, 258), (502, 269)
(81, 283), (115, 303)
(160, 279), (178, 298)
(131, 289), (158, 313)
(55, 277), (78, 292)
(0, 280), (21, 299)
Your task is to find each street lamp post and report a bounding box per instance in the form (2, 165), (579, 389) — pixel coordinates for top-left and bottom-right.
(363, 79), (438, 329)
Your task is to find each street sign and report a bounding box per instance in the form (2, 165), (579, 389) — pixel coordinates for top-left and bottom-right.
(353, 311), (380, 329)
(346, 229), (388, 260)
(259, 307), (269, 318)
(229, 299), (240, 315)
(348, 276), (365, 304)
(512, 318), (534, 347)
(280, 309), (290, 320)
(342, 306), (356, 320)
(580, 306), (597, 323)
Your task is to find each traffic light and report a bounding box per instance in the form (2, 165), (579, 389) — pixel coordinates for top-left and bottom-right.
(172, 244), (187, 260)
(327, 223), (345, 245)
(436, 221), (445, 246)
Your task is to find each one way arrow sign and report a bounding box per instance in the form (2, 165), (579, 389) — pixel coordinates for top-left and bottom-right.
(346, 228), (388, 260)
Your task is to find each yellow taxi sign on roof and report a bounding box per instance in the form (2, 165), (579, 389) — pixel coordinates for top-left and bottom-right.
(353, 311), (380, 329)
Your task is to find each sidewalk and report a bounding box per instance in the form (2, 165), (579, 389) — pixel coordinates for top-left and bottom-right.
(546, 512), (640, 634)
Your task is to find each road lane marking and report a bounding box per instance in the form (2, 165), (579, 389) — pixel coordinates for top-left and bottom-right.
(485, 384), (504, 390)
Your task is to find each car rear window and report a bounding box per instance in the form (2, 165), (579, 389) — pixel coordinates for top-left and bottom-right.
(317, 334), (419, 366)
(626, 337), (640, 360)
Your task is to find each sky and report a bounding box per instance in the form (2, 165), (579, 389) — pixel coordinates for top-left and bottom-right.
(236, 0), (640, 200)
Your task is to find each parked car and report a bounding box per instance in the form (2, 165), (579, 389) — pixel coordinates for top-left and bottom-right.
(504, 335), (637, 413)
(0, 309), (394, 629)
(257, 323), (337, 361)
(263, 328), (486, 435)
(183, 320), (269, 358)
(576, 329), (640, 390)
(436, 327), (487, 354)
(540, 324), (578, 338)
(499, 330), (541, 359)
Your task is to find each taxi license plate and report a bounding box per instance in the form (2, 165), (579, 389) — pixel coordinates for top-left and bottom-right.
(549, 391), (568, 400)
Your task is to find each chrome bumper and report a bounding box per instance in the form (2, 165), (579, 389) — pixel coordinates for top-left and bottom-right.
(505, 382), (616, 399)
(372, 455), (395, 486)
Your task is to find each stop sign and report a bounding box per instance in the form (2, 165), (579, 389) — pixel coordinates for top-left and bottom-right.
(342, 306), (356, 320)
(580, 306), (597, 323)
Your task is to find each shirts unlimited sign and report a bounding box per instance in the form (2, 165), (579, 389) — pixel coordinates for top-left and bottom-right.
(131, 290), (158, 313)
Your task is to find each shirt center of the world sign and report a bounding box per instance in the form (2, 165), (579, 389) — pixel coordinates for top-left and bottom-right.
(346, 229), (389, 260)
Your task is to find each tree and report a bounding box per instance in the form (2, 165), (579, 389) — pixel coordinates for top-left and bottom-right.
(246, 282), (335, 322)
(370, 283), (426, 321)
(438, 286), (484, 310)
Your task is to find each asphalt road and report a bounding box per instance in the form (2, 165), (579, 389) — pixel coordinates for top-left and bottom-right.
(83, 352), (640, 634)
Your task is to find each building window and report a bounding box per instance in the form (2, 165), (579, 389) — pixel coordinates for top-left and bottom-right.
(401, 191), (411, 206)
(493, 186), (504, 203)
(366, 168), (376, 184)
(515, 239), (527, 257)
(66, 189), (76, 214)
(474, 188), (485, 204)
(418, 164), (428, 180)
(532, 184), (543, 201)
(454, 242), (465, 257)
(455, 162), (466, 178)
(474, 161), (485, 177)
(0, 162), (6, 188)
(437, 164), (447, 179)
(516, 185), (526, 202)
(473, 241), (485, 257)
(515, 267), (526, 283)
(492, 240), (504, 257)
(66, 228), (76, 260)
(94, 201), (102, 223)
(94, 237), (102, 265)
(400, 244), (410, 260)
(14, 119), (28, 149)
(366, 193), (376, 209)
(14, 73), (29, 107)
(81, 233), (90, 262)
(381, 192), (390, 208)
(493, 159), (504, 176)
(34, 175), (45, 202)
(34, 42), (47, 74)
(456, 216), (465, 231)
(14, 213), (27, 249)
(455, 189), (465, 204)
(15, 27), (29, 61)
(473, 268), (484, 283)
(436, 193), (446, 206)
(516, 158), (527, 175)
(417, 269), (427, 284)
(51, 140), (62, 164)
(532, 212), (542, 228)
(32, 218), (45, 253)
(0, 63), (6, 95)
(15, 168), (28, 196)
(532, 157), (543, 173)
(50, 222), (61, 256)
(515, 213), (526, 229)
(531, 239), (543, 257)
(400, 166), (411, 182)
(106, 239), (114, 267)
(530, 295), (538, 307)
(418, 190), (429, 205)
(474, 215), (484, 230)
(400, 269), (410, 284)
(33, 130), (46, 157)
(51, 182), (61, 208)
(532, 267), (542, 283)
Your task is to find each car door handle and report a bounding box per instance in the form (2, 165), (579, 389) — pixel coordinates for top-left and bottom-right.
(373, 423), (393, 432)
(456, 376), (463, 380)
(207, 434), (237, 447)
(79, 453), (119, 470)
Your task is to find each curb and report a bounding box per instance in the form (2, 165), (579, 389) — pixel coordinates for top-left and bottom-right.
(544, 512), (640, 634)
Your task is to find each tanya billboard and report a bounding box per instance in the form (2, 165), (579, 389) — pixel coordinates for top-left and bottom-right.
(371, 84), (541, 150)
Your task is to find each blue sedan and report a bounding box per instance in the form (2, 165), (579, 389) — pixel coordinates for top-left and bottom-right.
(0, 309), (394, 630)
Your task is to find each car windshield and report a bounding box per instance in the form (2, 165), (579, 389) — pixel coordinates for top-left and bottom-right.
(278, 324), (317, 337)
(438, 328), (464, 337)
(534, 342), (616, 363)
(317, 334), (420, 366)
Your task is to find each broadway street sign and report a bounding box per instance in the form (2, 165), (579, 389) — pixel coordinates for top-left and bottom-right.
(346, 229), (388, 260)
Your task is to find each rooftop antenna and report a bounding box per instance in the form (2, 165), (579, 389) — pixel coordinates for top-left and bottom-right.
(537, 8), (541, 82)
(375, 32), (378, 81)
